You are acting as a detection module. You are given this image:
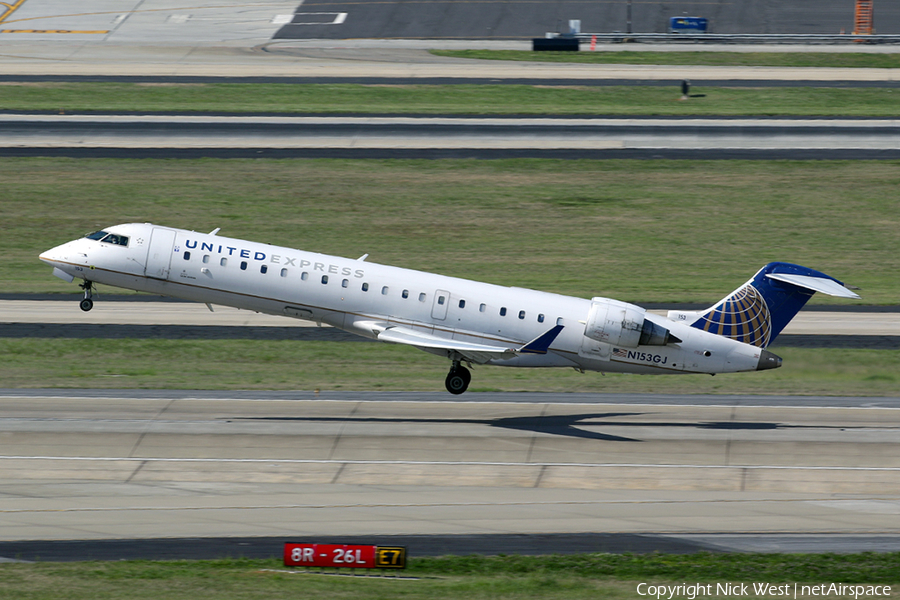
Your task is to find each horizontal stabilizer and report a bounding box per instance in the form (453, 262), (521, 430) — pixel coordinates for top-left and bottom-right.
(766, 273), (860, 299)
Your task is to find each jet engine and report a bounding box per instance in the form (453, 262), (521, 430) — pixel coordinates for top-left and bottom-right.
(584, 298), (680, 347)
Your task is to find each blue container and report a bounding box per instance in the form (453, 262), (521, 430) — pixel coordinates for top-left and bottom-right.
(668, 16), (708, 33)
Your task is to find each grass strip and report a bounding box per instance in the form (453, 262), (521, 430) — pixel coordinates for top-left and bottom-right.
(0, 339), (896, 395)
(0, 554), (897, 600)
(2, 82), (900, 116)
(5, 158), (898, 304)
(430, 49), (900, 69)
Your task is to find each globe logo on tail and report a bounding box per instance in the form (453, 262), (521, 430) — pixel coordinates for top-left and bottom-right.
(695, 284), (772, 348)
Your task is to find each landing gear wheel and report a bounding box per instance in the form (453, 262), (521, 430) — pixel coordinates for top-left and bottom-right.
(79, 280), (94, 312)
(445, 365), (471, 395)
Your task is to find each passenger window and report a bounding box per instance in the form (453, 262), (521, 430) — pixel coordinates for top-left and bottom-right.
(183, 251), (191, 260)
(240, 261), (248, 271)
(362, 283), (369, 292)
(459, 299), (466, 309)
(418, 293), (426, 302)
(538, 314), (545, 323)
(438, 296), (446, 305)
(500, 307), (507, 316)
(342, 279), (349, 288)
(301, 272), (309, 281)
(479, 303), (486, 313)
(402, 290), (409, 299)
(261, 265), (267, 274)
(202, 255), (210, 264)
(322, 275), (329, 284)
(557, 317), (564, 326)
(220, 258), (227, 267)
(280, 268), (288, 277)
(382, 286), (389, 295)
(518, 310), (526, 320)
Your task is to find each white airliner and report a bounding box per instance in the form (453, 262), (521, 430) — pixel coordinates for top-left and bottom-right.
(40, 223), (860, 394)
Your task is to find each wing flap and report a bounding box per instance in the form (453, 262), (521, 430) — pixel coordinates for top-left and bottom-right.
(374, 324), (566, 364)
(376, 326), (517, 363)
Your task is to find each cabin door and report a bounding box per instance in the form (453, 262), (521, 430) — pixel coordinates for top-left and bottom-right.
(144, 227), (176, 280)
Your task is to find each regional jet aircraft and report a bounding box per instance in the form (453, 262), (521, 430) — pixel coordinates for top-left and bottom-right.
(40, 224), (860, 394)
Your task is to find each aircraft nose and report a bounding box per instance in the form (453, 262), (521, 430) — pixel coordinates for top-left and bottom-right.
(39, 243), (70, 266)
(757, 349), (782, 371)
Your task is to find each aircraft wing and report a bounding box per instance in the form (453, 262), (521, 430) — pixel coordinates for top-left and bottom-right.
(375, 324), (564, 364)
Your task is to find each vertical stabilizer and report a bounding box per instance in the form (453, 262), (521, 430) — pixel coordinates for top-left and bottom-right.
(688, 262), (859, 348)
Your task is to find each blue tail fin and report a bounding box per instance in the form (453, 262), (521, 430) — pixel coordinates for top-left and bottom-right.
(688, 262), (859, 348)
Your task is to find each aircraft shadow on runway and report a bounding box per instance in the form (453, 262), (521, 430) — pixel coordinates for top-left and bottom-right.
(230, 413), (862, 443)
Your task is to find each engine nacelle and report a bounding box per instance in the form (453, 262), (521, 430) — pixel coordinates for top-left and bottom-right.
(584, 297), (678, 348)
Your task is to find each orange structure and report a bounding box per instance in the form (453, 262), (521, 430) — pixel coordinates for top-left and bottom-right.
(853, 0), (874, 35)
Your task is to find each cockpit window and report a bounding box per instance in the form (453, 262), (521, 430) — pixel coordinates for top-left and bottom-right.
(85, 230), (128, 246)
(101, 234), (128, 246)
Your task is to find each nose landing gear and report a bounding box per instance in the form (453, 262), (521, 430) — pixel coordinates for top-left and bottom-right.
(79, 281), (94, 312)
(445, 360), (472, 395)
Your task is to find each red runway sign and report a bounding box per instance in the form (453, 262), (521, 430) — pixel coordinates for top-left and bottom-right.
(284, 544), (406, 569)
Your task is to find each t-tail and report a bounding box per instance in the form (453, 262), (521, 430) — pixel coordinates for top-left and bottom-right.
(669, 262), (860, 349)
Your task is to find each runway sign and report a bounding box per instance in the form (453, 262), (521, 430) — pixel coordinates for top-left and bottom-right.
(284, 543), (406, 569)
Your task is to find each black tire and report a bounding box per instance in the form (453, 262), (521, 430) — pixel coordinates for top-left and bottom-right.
(80, 298), (93, 312)
(445, 367), (470, 395)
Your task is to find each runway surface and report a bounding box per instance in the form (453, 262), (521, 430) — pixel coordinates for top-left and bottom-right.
(5, 115), (900, 150)
(0, 390), (898, 560)
(6, 114), (900, 159)
(2, 0), (899, 82)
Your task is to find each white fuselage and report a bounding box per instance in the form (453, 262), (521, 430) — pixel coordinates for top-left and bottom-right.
(40, 223), (770, 377)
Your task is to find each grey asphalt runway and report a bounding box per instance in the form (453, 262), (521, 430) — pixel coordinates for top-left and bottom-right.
(0, 390), (898, 561)
(5, 114), (900, 159)
(6, 74), (900, 87)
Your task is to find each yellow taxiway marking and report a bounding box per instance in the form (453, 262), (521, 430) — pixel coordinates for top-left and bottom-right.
(2, 29), (109, 34)
(0, 0), (27, 24)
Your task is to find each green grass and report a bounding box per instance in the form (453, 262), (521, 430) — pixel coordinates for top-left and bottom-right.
(2, 82), (900, 116)
(0, 554), (897, 600)
(5, 158), (898, 304)
(0, 339), (896, 395)
(431, 49), (900, 69)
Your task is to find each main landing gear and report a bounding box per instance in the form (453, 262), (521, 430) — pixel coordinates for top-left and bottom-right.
(445, 360), (471, 395)
(79, 281), (94, 312)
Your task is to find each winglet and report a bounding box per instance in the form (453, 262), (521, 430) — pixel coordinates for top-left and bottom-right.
(518, 325), (564, 355)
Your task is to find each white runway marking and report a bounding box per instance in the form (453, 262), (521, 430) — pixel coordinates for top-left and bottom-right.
(2, 455), (900, 471)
